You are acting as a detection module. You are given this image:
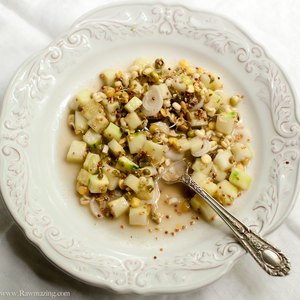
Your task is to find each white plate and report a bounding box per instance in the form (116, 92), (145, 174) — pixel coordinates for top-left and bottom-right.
(0, 1), (299, 294)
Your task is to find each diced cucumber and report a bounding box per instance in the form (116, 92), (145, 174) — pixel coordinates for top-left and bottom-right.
(200, 72), (222, 90)
(83, 129), (102, 149)
(158, 83), (171, 99)
(124, 174), (140, 193)
(127, 132), (147, 154)
(108, 139), (125, 157)
(199, 179), (218, 196)
(80, 100), (100, 120)
(143, 140), (166, 162)
(83, 153), (100, 174)
(134, 57), (149, 69)
(102, 69), (116, 87)
(107, 112), (117, 123)
(191, 171), (207, 185)
(189, 137), (203, 154)
(124, 96), (143, 112)
(213, 149), (234, 171)
(188, 111), (209, 127)
(136, 177), (154, 200)
(203, 89), (222, 116)
(125, 112), (143, 130)
(229, 167), (253, 191)
(77, 169), (91, 186)
(216, 179), (238, 205)
(75, 111), (88, 133)
(192, 158), (213, 175)
(190, 194), (216, 221)
(102, 164), (120, 190)
(87, 113), (109, 133)
(102, 98), (120, 113)
(67, 140), (87, 163)
(216, 112), (237, 135)
(116, 156), (139, 173)
(231, 143), (253, 162)
(107, 196), (129, 219)
(103, 122), (122, 141)
(173, 138), (191, 153)
(73, 89), (91, 109)
(88, 174), (109, 194)
(129, 204), (149, 226)
(209, 164), (227, 182)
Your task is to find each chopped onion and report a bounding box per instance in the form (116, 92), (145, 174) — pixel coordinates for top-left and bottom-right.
(164, 147), (185, 160)
(191, 140), (211, 157)
(190, 97), (205, 111)
(153, 121), (178, 137)
(90, 198), (104, 218)
(141, 85), (163, 116)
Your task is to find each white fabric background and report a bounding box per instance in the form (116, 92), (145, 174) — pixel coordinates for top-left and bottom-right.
(0, 0), (300, 299)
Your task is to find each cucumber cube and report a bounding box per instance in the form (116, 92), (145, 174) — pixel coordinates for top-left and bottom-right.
(124, 174), (140, 193)
(124, 96), (143, 112)
(199, 179), (218, 196)
(103, 122), (122, 141)
(107, 196), (129, 219)
(158, 83), (171, 99)
(134, 57), (150, 69)
(189, 111), (209, 127)
(77, 169), (91, 186)
(191, 171), (207, 185)
(125, 112), (142, 130)
(209, 164), (227, 182)
(75, 111), (88, 133)
(216, 180), (238, 205)
(83, 129), (102, 149)
(83, 153), (100, 174)
(107, 112), (117, 123)
(116, 156), (139, 173)
(129, 205), (149, 226)
(102, 99), (120, 113)
(173, 138), (191, 153)
(189, 137), (203, 154)
(213, 149), (234, 171)
(136, 177), (154, 200)
(127, 132), (147, 154)
(192, 159), (213, 175)
(143, 140), (166, 162)
(216, 112), (237, 135)
(203, 89), (222, 116)
(80, 100), (100, 120)
(229, 167), (253, 191)
(73, 89), (91, 108)
(200, 72), (222, 90)
(102, 164), (120, 190)
(190, 194), (216, 221)
(88, 174), (109, 194)
(231, 143), (253, 162)
(108, 139), (125, 157)
(87, 113), (109, 133)
(102, 69), (116, 87)
(67, 140), (87, 163)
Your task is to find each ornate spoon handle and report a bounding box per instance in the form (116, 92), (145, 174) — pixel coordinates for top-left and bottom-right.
(182, 174), (291, 276)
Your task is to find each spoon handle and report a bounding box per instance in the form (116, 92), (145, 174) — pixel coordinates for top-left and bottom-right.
(181, 174), (291, 276)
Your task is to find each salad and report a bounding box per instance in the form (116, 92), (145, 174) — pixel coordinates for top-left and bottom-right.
(66, 58), (253, 226)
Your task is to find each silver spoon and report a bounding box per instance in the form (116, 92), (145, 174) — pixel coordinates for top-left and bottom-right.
(161, 160), (291, 276)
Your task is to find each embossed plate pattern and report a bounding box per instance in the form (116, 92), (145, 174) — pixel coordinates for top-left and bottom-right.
(0, 2), (299, 294)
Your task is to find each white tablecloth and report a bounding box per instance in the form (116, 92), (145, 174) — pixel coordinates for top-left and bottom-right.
(0, 1), (299, 299)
